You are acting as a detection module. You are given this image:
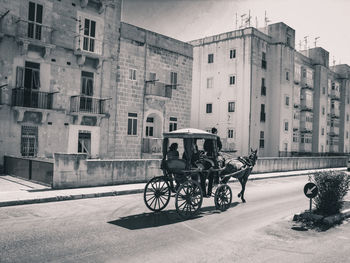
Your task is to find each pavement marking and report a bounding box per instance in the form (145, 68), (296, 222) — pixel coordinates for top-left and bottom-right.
(181, 221), (206, 236)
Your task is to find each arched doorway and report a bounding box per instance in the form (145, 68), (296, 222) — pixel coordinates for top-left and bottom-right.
(142, 110), (163, 154)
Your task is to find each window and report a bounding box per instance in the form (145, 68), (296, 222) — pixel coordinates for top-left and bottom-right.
(293, 131), (298, 142)
(228, 129), (235, 139)
(261, 78), (266, 96)
(127, 113), (137, 135)
(207, 77), (213, 89)
(228, 102), (235, 112)
(78, 131), (91, 155)
(208, 53), (214, 63)
(285, 96), (290, 106)
(81, 71), (94, 96)
(286, 71), (289, 81)
(347, 114), (349, 122)
(322, 106), (325, 115)
(129, 69), (136, 80)
(169, 117), (177, 132)
(347, 131), (349, 139)
(80, 71), (94, 111)
(284, 121), (289, 131)
(331, 82), (335, 90)
(230, 49), (236, 59)
(145, 117), (154, 137)
(149, 72), (156, 81)
(16, 62), (41, 107)
(21, 126), (38, 157)
(20, 62), (40, 90)
(259, 131), (264, 148)
(284, 143), (288, 152)
(229, 75), (235, 85)
(260, 104), (265, 122)
(170, 72), (177, 89)
(322, 128), (324, 136)
(322, 86), (326, 95)
(302, 69), (306, 78)
(28, 2), (43, 40)
(206, 103), (212, 113)
(83, 18), (96, 52)
(261, 52), (267, 69)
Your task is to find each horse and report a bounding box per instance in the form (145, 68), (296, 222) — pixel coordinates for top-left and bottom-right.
(220, 149), (258, 203)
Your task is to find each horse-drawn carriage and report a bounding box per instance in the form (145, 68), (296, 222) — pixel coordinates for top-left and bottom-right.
(143, 128), (258, 219)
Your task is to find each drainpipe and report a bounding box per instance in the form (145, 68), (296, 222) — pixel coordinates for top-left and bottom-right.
(248, 34), (253, 154)
(140, 31), (147, 158)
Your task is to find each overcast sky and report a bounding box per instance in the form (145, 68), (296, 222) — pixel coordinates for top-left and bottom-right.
(122, 0), (350, 66)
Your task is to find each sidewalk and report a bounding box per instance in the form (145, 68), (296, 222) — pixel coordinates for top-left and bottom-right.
(0, 167), (346, 207)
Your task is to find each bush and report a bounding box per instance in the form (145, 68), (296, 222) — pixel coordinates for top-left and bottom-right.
(309, 171), (350, 216)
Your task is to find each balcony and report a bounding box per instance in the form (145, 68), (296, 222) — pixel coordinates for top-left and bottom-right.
(15, 20), (55, 57)
(145, 81), (172, 100)
(301, 82), (313, 90)
(300, 104), (313, 112)
(11, 88), (54, 109)
(330, 107), (340, 118)
(74, 34), (103, 67)
(70, 95), (107, 115)
(142, 138), (162, 154)
(329, 126), (339, 137)
(330, 89), (340, 100)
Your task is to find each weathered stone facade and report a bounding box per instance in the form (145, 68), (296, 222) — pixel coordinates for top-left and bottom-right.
(0, 0), (193, 168)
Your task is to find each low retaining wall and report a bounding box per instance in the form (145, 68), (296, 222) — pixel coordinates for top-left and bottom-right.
(253, 156), (347, 173)
(53, 153), (348, 189)
(53, 153), (161, 189)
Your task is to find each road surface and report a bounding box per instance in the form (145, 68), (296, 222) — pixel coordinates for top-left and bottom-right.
(1, 175), (349, 263)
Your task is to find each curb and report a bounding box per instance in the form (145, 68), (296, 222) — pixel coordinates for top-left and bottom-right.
(0, 189), (144, 207)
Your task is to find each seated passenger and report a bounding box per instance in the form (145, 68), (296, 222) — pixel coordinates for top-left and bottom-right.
(167, 143), (179, 160)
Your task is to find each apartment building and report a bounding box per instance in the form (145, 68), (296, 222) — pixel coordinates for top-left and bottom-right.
(0, 0), (193, 168)
(190, 22), (350, 157)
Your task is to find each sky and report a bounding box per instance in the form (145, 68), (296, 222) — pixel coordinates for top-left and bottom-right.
(122, 0), (350, 66)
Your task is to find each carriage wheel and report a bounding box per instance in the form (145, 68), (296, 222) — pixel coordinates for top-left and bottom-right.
(214, 184), (232, 211)
(144, 177), (171, 212)
(175, 180), (203, 219)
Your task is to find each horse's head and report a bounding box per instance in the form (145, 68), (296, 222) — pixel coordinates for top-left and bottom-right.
(248, 148), (258, 166)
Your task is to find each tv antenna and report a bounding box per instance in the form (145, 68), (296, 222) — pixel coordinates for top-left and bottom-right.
(299, 40), (302, 50)
(240, 14), (246, 28)
(314, 37), (320, 47)
(264, 11), (271, 27)
(304, 36), (309, 50)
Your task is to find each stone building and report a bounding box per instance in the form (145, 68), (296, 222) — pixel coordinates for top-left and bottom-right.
(0, 0), (193, 169)
(190, 22), (350, 157)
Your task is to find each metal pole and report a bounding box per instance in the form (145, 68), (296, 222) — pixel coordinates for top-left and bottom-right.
(309, 198), (312, 213)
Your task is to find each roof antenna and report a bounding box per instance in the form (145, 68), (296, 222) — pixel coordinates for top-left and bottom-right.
(314, 37), (320, 47)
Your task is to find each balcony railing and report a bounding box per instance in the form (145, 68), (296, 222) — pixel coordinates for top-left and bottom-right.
(142, 138), (162, 154)
(145, 81), (172, 99)
(16, 20), (53, 45)
(11, 88), (53, 109)
(331, 108), (340, 118)
(70, 95), (106, 114)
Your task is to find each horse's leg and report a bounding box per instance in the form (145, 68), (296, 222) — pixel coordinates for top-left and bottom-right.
(237, 177), (243, 199)
(240, 177), (247, 203)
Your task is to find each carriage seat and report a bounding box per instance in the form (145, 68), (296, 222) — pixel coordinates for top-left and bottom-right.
(165, 159), (187, 174)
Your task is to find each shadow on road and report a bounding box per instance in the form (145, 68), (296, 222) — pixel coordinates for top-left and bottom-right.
(108, 202), (240, 230)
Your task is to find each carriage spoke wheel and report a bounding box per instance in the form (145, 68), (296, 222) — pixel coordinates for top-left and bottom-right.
(214, 184), (232, 211)
(175, 180), (203, 219)
(144, 177), (171, 212)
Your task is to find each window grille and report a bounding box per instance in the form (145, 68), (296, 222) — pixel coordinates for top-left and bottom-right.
(21, 126), (38, 157)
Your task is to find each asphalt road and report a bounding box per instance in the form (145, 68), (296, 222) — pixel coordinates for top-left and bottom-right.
(1, 175), (349, 263)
